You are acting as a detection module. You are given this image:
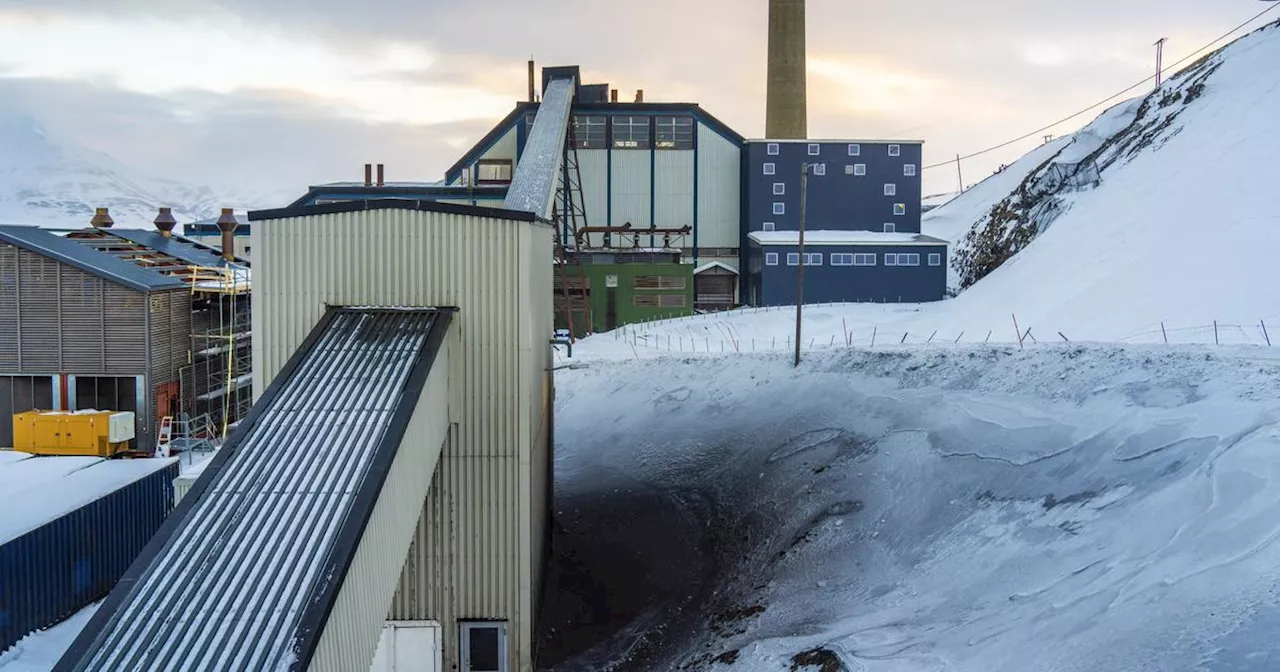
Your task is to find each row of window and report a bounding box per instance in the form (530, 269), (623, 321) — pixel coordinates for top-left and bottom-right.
(765, 252), (941, 267)
(773, 181), (903, 196)
(527, 114), (695, 150)
(767, 143), (904, 157)
(769, 203), (908, 217)
(764, 163), (917, 177)
(762, 222), (905, 233)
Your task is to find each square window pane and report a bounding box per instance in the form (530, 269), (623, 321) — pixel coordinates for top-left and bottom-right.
(813, 164), (826, 176)
(889, 144), (901, 156)
(773, 182), (785, 195)
(854, 164), (866, 176)
(848, 143), (861, 156)
(787, 253), (800, 265)
(808, 144), (821, 155)
(773, 203), (785, 215)
(764, 163), (776, 175)
(844, 164), (854, 175)
(884, 184), (896, 196)
(929, 253), (941, 266)
(883, 223), (896, 233)
(905, 164), (917, 176)
(763, 222), (776, 231)
(767, 143), (780, 155)
(894, 203), (906, 216)
(765, 253), (779, 266)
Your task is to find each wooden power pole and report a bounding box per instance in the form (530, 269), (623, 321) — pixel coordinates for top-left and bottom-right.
(794, 163), (809, 368)
(1155, 38), (1168, 88)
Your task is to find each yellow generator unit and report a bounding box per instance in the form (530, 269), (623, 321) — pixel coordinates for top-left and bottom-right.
(12, 410), (136, 457)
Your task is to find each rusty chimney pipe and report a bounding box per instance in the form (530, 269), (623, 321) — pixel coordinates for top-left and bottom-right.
(90, 207), (114, 229)
(376, 163), (385, 187)
(528, 59), (536, 102)
(154, 207), (177, 238)
(364, 163), (373, 187)
(216, 208), (238, 262)
(635, 89), (644, 103)
(610, 89), (618, 103)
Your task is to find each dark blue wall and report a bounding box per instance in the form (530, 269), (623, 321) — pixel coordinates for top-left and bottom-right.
(745, 141), (923, 235)
(747, 242), (946, 306)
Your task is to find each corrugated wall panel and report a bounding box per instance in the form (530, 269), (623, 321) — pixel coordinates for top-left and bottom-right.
(311, 336), (451, 672)
(610, 151), (651, 228)
(576, 150), (609, 247)
(696, 124), (742, 248)
(0, 245), (20, 370)
(103, 286), (147, 375)
(18, 250), (60, 373)
(474, 127), (520, 178)
(654, 151), (695, 229)
(59, 267), (105, 373)
(252, 208), (554, 672)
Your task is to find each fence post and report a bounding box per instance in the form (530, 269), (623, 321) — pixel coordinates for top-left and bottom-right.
(954, 332), (964, 344)
(1058, 332), (1069, 343)
(900, 332), (909, 344)
(1214, 320), (1219, 346)
(829, 334), (835, 347)
(927, 330), (937, 344)
(1263, 320), (1272, 347)
(1012, 314), (1024, 349)
(1024, 328), (1036, 344)
(1161, 322), (1168, 344)
(871, 326), (878, 348)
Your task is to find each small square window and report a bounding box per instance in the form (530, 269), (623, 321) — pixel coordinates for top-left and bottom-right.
(767, 143), (780, 155)
(844, 164), (854, 175)
(902, 253), (920, 266)
(787, 253), (800, 266)
(885, 253), (898, 267)
(854, 164), (867, 176)
(804, 252), (823, 266)
(884, 184), (897, 196)
(904, 164), (917, 177)
(888, 144), (901, 157)
(808, 144), (821, 156)
(812, 164), (826, 176)
(765, 252), (779, 266)
(883, 223), (896, 233)
(894, 203), (907, 216)
(773, 202), (786, 215)
(848, 143), (861, 156)
(854, 253), (877, 266)
(773, 182), (786, 195)
(762, 222), (776, 232)
(929, 253), (942, 266)
(763, 163), (776, 175)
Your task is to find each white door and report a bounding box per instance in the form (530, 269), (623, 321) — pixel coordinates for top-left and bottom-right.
(370, 621), (442, 672)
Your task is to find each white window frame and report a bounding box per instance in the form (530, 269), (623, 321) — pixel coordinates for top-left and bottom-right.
(460, 621), (509, 672)
(786, 252), (801, 266)
(848, 143), (861, 156)
(844, 164), (854, 175)
(885, 253), (898, 267)
(763, 162), (776, 175)
(773, 202), (786, 215)
(762, 221), (776, 232)
(804, 252), (823, 266)
(767, 142), (780, 155)
(765, 252), (780, 266)
(773, 182), (786, 195)
(812, 163), (826, 176)
(904, 164), (917, 177)
(854, 164), (867, 176)
(928, 253), (942, 266)
(889, 144), (901, 157)
(883, 223), (896, 233)
(894, 203), (906, 216)
(831, 253), (853, 266)
(854, 253), (877, 266)
(884, 183), (897, 196)
(901, 253), (920, 266)
(808, 143), (821, 156)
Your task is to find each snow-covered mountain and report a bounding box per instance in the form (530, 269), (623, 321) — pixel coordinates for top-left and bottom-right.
(0, 114), (290, 229)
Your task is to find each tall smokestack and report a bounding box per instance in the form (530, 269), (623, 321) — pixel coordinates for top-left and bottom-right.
(766, 0), (807, 139)
(216, 208), (238, 262)
(376, 163), (385, 187)
(154, 207), (177, 238)
(528, 59), (536, 102)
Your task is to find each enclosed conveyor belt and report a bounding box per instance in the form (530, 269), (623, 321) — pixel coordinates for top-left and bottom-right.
(56, 307), (454, 672)
(503, 73), (577, 219)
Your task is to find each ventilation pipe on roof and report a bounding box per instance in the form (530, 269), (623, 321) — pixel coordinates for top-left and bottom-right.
(610, 89), (618, 103)
(154, 207), (178, 238)
(90, 207), (114, 229)
(635, 89), (644, 103)
(528, 59), (536, 102)
(376, 163), (385, 187)
(216, 208), (238, 262)
(364, 163), (373, 187)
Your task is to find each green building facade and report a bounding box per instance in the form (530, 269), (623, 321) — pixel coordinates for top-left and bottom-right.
(555, 258), (694, 335)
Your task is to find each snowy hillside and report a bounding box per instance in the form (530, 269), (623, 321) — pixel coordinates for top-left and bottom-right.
(546, 344), (1280, 671)
(0, 114), (287, 229)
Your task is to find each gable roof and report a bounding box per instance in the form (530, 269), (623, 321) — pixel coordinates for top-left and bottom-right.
(105, 228), (249, 267)
(0, 225), (187, 292)
(247, 197), (549, 224)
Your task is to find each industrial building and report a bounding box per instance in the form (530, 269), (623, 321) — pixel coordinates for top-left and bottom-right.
(0, 208), (251, 451)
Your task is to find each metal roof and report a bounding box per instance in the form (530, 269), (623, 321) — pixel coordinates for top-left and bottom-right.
(0, 225), (186, 293)
(749, 231), (949, 246)
(57, 307), (454, 672)
(248, 197), (547, 223)
(106, 228), (249, 267)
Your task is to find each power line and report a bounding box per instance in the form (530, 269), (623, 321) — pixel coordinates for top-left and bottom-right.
(923, 3), (1280, 171)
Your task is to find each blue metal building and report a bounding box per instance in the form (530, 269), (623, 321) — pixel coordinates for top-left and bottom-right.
(746, 231), (948, 305)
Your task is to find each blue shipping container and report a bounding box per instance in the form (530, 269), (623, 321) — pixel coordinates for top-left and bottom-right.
(0, 459), (178, 653)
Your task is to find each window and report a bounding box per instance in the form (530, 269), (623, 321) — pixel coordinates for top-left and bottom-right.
(883, 223), (896, 233)
(763, 163), (776, 175)
(767, 142), (780, 155)
(812, 163), (826, 176)
(803, 252), (823, 266)
(786, 253), (800, 266)
(773, 202), (786, 215)
(634, 275), (687, 290)
(656, 116), (694, 149)
(762, 222), (776, 232)
(929, 253), (942, 266)
(854, 253), (877, 266)
(884, 183), (897, 196)
(612, 116), (651, 149)
(848, 143), (861, 156)
(571, 116), (607, 149)
(844, 164), (854, 175)
(476, 159), (513, 184)
(633, 294), (688, 308)
(894, 203), (907, 216)
(461, 622), (508, 672)
(889, 144), (901, 157)
(765, 252), (780, 266)
(831, 253), (853, 266)
(886, 253), (920, 266)
(904, 164), (917, 177)
(854, 164), (867, 176)
(773, 182), (786, 195)
(885, 253), (897, 267)
(808, 143), (821, 156)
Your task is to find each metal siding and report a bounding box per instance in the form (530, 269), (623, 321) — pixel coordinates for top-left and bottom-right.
(477, 127), (519, 172)
(756, 243), (948, 305)
(610, 151), (651, 228)
(696, 125), (742, 248)
(17, 248), (60, 373)
(312, 337), (452, 672)
(254, 209), (553, 672)
(654, 151), (695, 229)
(577, 150), (609, 247)
(103, 285), (147, 375)
(0, 459), (178, 654)
(0, 246), (17, 370)
(59, 266), (106, 373)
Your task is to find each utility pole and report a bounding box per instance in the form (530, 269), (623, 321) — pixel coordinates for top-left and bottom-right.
(954, 154), (964, 193)
(1154, 37), (1168, 88)
(794, 163), (809, 368)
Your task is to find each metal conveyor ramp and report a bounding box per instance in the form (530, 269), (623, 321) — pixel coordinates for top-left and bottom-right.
(503, 73), (577, 219)
(57, 307), (454, 672)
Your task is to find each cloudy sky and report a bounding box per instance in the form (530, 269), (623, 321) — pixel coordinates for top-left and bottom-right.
(0, 0), (1275, 199)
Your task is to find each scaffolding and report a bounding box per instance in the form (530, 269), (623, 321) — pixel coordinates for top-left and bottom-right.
(181, 264), (252, 441)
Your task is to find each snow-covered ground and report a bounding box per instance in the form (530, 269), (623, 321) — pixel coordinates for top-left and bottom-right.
(0, 604), (98, 671)
(545, 343), (1280, 671)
